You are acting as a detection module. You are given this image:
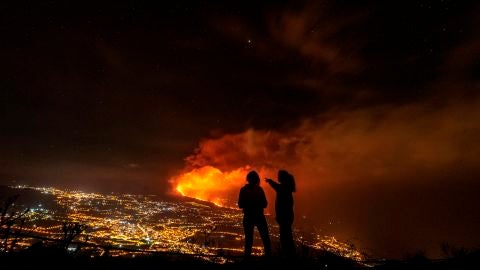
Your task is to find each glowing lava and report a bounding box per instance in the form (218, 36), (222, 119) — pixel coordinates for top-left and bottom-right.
(171, 165), (251, 207)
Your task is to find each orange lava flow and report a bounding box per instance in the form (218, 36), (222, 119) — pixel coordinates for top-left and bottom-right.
(171, 166), (251, 207)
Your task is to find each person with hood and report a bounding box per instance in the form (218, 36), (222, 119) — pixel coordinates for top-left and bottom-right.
(238, 170), (272, 257)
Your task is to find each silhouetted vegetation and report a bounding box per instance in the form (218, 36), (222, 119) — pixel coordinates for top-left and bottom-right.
(61, 221), (87, 251)
(0, 194), (29, 252)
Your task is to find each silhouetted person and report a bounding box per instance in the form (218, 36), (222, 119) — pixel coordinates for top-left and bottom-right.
(238, 170), (272, 257)
(266, 170), (296, 257)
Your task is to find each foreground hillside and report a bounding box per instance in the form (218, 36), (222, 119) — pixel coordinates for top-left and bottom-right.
(1, 246), (480, 270)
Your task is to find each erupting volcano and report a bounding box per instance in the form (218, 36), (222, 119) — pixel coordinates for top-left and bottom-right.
(171, 165), (278, 208)
(169, 129), (285, 207)
(171, 165), (251, 207)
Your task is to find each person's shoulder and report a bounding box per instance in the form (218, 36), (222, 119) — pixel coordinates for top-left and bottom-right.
(254, 185), (264, 191)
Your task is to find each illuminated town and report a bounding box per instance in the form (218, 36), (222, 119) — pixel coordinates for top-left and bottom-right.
(2, 185), (364, 262)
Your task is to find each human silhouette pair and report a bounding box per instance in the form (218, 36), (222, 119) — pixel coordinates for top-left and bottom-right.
(238, 170), (296, 258)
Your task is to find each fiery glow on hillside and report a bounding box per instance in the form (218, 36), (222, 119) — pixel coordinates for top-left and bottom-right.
(172, 165), (251, 207)
(169, 130), (281, 207)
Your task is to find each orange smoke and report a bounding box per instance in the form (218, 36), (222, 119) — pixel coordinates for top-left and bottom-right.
(171, 165), (252, 207)
(169, 129), (282, 207)
(168, 97), (480, 223)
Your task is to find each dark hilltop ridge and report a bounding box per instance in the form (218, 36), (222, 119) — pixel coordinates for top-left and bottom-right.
(1, 246), (480, 270)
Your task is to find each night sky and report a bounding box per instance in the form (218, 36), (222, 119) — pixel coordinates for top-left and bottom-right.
(1, 0), (480, 258)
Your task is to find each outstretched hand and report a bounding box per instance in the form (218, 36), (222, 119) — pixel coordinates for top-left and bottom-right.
(265, 178), (274, 184)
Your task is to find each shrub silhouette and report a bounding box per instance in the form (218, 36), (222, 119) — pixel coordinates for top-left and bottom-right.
(0, 194), (29, 252)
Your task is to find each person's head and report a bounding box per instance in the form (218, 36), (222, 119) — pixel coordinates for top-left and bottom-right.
(278, 170), (296, 192)
(246, 170), (260, 185)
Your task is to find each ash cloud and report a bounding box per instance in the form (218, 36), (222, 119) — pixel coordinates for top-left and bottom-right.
(182, 96), (480, 258)
(188, 3), (480, 257)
